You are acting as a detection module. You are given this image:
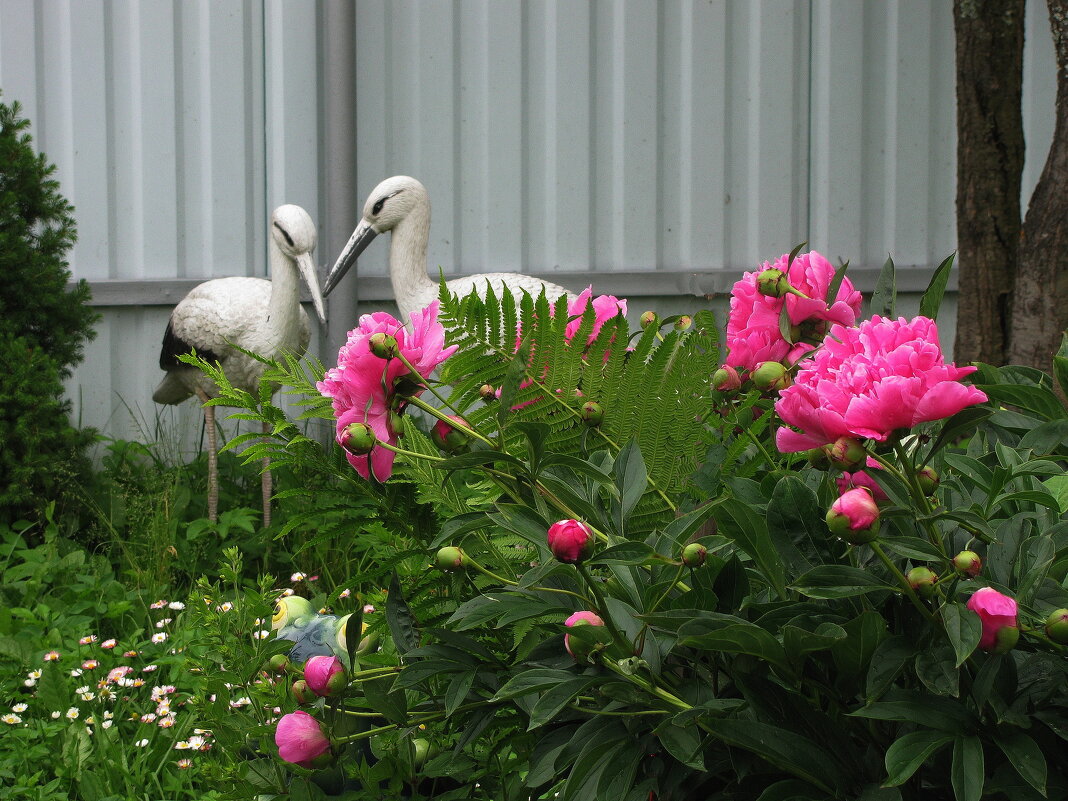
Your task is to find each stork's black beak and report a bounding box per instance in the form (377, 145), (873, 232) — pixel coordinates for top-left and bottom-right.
(323, 221), (378, 296)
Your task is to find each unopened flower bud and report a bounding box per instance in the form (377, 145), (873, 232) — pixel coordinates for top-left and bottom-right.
(291, 679), (314, 705)
(681, 543), (707, 568)
(431, 416), (469, 453)
(951, 550), (982, 578)
(268, 654), (290, 675)
(304, 655), (347, 698)
(826, 488), (880, 544)
(821, 437), (866, 471)
(1044, 609), (1068, 645)
(547, 519), (595, 564)
(564, 611), (606, 662)
(756, 268), (790, 298)
(751, 361), (790, 392)
(479, 383), (497, 401)
(339, 423), (376, 455)
(712, 366), (742, 393)
(640, 311), (658, 329)
(368, 332), (399, 360)
(580, 401), (605, 427)
(916, 466), (940, 496)
(674, 315), (693, 331)
(967, 587), (1019, 654)
(435, 546), (465, 572)
(805, 447), (831, 470)
(906, 566), (939, 598)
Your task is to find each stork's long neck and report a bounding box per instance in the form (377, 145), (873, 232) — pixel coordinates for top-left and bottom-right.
(388, 198), (433, 314)
(266, 243), (302, 355)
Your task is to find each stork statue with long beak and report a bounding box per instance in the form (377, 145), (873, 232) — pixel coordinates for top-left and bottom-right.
(322, 176), (576, 323)
(153, 204), (327, 525)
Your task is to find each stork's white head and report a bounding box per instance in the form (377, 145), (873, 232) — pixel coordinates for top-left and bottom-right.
(270, 204), (326, 323)
(323, 176), (429, 296)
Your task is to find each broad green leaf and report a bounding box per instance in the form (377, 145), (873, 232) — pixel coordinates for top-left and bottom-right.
(915, 639), (959, 697)
(919, 252), (955, 319)
(588, 541), (661, 567)
(884, 729), (953, 787)
(386, 571), (420, 655)
(942, 603), (982, 667)
(755, 780), (824, 801)
(655, 722), (705, 770)
(699, 718), (843, 793)
(881, 536), (946, 562)
(1045, 474), (1068, 513)
(792, 566), (894, 599)
(1019, 420), (1068, 454)
(824, 259), (851, 306)
(870, 255), (896, 318)
(925, 407), (994, 462)
(852, 692), (974, 732)
(993, 729), (1047, 796)
(528, 677), (600, 729)
(832, 611), (887, 681)
(766, 476), (828, 576)
(678, 622), (791, 674)
(866, 636), (914, 702)
(496, 668), (579, 700)
(951, 735), (985, 801)
(979, 384), (1064, 422)
(716, 497), (787, 598)
(444, 669), (477, 717)
(615, 439), (649, 523)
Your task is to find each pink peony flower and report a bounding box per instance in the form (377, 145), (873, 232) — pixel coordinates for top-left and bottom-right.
(835, 457), (889, 501)
(564, 610), (605, 659)
(318, 301), (456, 481)
(565, 286), (627, 347)
(547, 519), (595, 564)
(303, 656), (347, 698)
(725, 250), (862, 371)
(775, 316), (988, 452)
(275, 710), (331, 767)
(967, 588), (1019, 653)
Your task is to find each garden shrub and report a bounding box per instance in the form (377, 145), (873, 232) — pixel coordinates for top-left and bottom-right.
(0, 96), (98, 524)
(169, 255), (1068, 799)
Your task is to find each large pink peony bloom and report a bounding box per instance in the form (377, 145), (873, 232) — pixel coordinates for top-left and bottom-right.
(275, 710), (331, 767)
(565, 286), (628, 347)
(774, 316), (988, 452)
(725, 250), (863, 371)
(318, 301), (456, 481)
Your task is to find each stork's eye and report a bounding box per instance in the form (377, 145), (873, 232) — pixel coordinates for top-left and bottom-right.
(273, 221), (295, 248)
(372, 198), (387, 215)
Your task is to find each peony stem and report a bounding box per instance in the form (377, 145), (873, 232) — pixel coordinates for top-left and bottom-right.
(462, 554), (519, 586)
(575, 563), (634, 655)
(646, 563), (687, 615)
(376, 439), (447, 463)
(869, 541), (935, 621)
(404, 393), (495, 448)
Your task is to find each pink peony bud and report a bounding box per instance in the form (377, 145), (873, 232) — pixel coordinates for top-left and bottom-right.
(835, 456), (889, 500)
(547, 519), (595, 564)
(951, 550), (982, 578)
(906, 566), (938, 599)
(564, 610), (605, 660)
(580, 401), (605, 427)
(431, 416), (469, 453)
(681, 543), (707, 568)
(303, 655), (347, 698)
(826, 488), (880, 544)
(1045, 609), (1068, 645)
(275, 710), (331, 767)
(822, 437), (866, 471)
(967, 587), (1019, 654)
(712, 366), (742, 392)
(640, 311), (658, 329)
(435, 546), (465, 572)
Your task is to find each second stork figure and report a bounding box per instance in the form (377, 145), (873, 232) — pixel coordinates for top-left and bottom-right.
(153, 205), (327, 525)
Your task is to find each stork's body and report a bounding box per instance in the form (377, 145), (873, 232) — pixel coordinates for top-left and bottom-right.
(322, 176), (576, 322)
(153, 205), (326, 524)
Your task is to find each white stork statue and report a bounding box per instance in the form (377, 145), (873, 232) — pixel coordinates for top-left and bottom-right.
(321, 175), (576, 322)
(153, 204), (327, 525)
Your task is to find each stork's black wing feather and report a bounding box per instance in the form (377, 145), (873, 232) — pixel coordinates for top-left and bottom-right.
(159, 319), (222, 370)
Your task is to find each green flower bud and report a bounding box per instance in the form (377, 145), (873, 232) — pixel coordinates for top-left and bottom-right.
(906, 566), (939, 598)
(339, 423), (376, 455)
(756, 268), (790, 298)
(916, 466), (940, 496)
(681, 543), (707, 568)
(1044, 609), (1068, 645)
(821, 437), (866, 471)
(435, 546), (465, 572)
(479, 383), (497, 401)
(291, 679), (314, 705)
(712, 366), (742, 392)
(951, 550), (982, 578)
(580, 401), (605, 427)
(674, 315), (693, 331)
(640, 311), (658, 329)
(751, 360), (790, 392)
(268, 654), (290, 675)
(368, 332), (399, 360)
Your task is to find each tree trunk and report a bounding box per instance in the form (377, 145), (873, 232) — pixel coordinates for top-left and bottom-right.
(1009, 0), (1068, 370)
(954, 0), (1026, 365)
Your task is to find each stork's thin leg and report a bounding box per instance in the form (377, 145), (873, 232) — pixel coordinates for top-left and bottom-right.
(196, 388), (219, 523)
(261, 420), (273, 528)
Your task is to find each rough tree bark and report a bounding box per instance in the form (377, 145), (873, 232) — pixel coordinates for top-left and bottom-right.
(1009, 0), (1068, 370)
(954, 0), (1026, 365)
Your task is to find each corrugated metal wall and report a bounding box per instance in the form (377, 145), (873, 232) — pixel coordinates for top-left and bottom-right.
(0, 0), (1059, 448)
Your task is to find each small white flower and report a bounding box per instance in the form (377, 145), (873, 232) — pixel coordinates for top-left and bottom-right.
(228, 697), (251, 708)
(23, 678), (36, 687)
(290, 572), (306, 582)
(69, 669), (83, 678)
(339, 588), (351, 599)
(187, 735), (206, 749)
(135, 738), (150, 747)
(280, 588), (294, 597)
(103, 710), (113, 719)
(51, 710), (61, 719)
(151, 633), (167, 644)
(102, 719), (113, 729)
(12, 703), (27, 713)
(85, 715), (95, 724)
(79, 691), (95, 702)
(65, 707), (80, 720)
(168, 601), (186, 610)
(253, 629), (271, 640)
(155, 618), (172, 628)
(142, 664), (158, 673)
(158, 715), (175, 728)
(218, 602), (233, 612)
(174, 740), (191, 750)
(150, 600), (167, 609)
(140, 713), (157, 723)
(2, 713), (22, 725)
(99, 639), (116, 650)
(27, 670), (41, 680)
(75, 685), (90, 695)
